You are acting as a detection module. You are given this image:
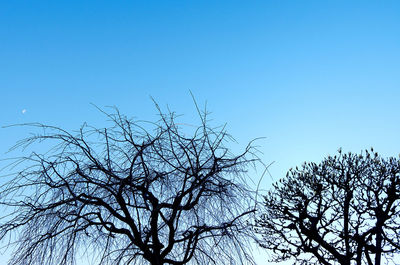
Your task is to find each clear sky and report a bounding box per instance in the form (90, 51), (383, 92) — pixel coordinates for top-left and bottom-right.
(1, 1), (400, 264)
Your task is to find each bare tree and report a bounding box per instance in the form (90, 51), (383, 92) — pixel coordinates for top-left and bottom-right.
(254, 149), (400, 265)
(0, 105), (258, 265)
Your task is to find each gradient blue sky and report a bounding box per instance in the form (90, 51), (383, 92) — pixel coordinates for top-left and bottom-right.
(1, 1), (400, 264)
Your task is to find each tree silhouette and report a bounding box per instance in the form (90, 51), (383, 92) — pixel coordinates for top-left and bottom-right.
(0, 106), (258, 265)
(255, 149), (400, 265)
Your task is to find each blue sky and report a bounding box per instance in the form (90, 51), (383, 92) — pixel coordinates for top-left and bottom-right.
(1, 1), (400, 264)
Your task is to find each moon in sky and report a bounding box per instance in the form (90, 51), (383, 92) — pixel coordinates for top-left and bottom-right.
(22, 109), (27, 114)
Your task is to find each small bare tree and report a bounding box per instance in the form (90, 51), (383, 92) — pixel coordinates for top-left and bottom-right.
(255, 149), (400, 265)
(0, 105), (258, 265)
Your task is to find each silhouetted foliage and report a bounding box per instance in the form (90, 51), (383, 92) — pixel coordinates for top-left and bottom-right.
(0, 106), (258, 265)
(255, 149), (400, 265)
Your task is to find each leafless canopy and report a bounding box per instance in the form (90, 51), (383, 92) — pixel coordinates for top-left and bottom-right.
(255, 149), (400, 265)
(0, 107), (258, 265)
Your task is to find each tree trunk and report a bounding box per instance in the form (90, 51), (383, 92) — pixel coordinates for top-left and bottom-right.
(375, 216), (383, 265)
(150, 257), (163, 265)
(343, 190), (352, 262)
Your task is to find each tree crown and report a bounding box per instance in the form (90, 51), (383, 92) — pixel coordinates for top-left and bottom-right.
(0, 106), (259, 265)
